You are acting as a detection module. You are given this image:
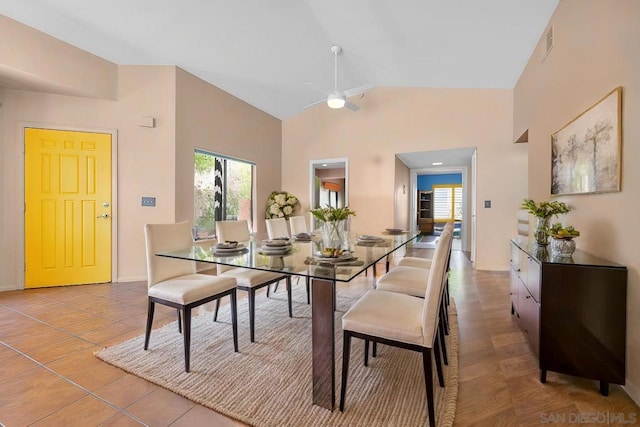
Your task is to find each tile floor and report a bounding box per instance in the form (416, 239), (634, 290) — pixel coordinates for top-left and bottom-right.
(0, 250), (638, 426)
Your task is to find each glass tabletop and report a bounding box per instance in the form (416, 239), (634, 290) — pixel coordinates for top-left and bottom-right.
(157, 231), (419, 282)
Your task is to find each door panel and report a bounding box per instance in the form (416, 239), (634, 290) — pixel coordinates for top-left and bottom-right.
(25, 128), (112, 288)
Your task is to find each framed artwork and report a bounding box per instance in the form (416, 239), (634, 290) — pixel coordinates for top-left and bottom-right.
(551, 87), (622, 195)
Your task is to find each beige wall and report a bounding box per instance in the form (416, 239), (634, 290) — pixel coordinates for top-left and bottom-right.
(282, 87), (524, 270)
(0, 16), (281, 289)
(0, 15), (117, 100)
(0, 65), (176, 288)
(174, 68), (282, 235)
(393, 157), (410, 230)
(514, 0), (640, 403)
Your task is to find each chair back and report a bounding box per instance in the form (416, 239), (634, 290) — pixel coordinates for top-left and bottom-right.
(216, 220), (251, 243)
(289, 216), (308, 235)
(421, 229), (452, 346)
(144, 222), (196, 288)
(266, 218), (290, 239)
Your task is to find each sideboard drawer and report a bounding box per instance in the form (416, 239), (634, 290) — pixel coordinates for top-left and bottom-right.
(527, 256), (541, 302)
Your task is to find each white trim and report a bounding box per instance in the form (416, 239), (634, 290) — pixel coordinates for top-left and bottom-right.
(17, 123), (118, 289)
(410, 166), (471, 252)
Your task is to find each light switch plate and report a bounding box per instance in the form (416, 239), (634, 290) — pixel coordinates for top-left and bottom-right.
(141, 197), (156, 207)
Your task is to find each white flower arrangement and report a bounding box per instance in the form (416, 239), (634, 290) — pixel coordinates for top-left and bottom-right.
(265, 191), (299, 220)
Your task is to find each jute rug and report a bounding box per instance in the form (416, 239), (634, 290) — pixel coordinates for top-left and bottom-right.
(96, 284), (458, 426)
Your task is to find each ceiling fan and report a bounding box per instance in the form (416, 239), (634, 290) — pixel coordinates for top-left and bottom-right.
(304, 45), (373, 111)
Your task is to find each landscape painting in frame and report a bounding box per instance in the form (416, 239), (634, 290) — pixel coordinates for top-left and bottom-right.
(551, 87), (622, 195)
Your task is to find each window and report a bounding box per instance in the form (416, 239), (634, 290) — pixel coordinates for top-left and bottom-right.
(433, 184), (462, 222)
(319, 181), (342, 209)
(194, 150), (254, 240)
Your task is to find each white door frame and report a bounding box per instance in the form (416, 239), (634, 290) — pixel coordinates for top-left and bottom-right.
(17, 123), (118, 289)
(410, 166), (471, 252)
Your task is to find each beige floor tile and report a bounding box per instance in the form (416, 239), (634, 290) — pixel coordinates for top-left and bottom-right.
(94, 373), (158, 409)
(171, 404), (247, 427)
(125, 388), (195, 426)
(45, 345), (105, 377)
(30, 395), (120, 426)
(0, 367), (87, 425)
(99, 413), (147, 427)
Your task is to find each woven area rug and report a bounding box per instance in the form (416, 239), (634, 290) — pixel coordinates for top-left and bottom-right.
(95, 284), (458, 427)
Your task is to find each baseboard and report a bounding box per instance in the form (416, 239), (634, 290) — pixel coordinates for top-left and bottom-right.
(116, 276), (147, 283)
(624, 378), (640, 407)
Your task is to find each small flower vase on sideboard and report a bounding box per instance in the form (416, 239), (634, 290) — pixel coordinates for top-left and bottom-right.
(550, 237), (576, 257)
(534, 217), (551, 246)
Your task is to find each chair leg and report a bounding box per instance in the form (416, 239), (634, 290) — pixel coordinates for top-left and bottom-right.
(144, 299), (155, 350)
(177, 309), (182, 334)
(364, 340), (369, 367)
(339, 332), (352, 412)
(213, 298), (220, 322)
(439, 317), (449, 366)
(249, 288), (256, 343)
(230, 291), (238, 352)
(183, 307), (192, 372)
(287, 276), (293, 318)
(306, 277), (310, 305)
(433, 333), (445, 388)
(423, 349), (436, 427)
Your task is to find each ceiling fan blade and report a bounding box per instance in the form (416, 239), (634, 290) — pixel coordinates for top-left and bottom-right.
(304, 81), (330, 96)
(303, 98), (326, 110)
(344, 101), (360, 112)
(344, 83), (373, 98)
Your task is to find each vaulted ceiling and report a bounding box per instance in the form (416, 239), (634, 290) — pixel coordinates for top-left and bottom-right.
(0, 0), (558, 119)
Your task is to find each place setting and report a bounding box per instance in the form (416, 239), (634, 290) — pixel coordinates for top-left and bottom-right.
(292, 232), (314, 242)
(305, 249), (364, 267)
(212, 241), (249, 256)
(383, 228), (407, 235)
(258, 238), (293, 256)
(356, 234), (387, 246)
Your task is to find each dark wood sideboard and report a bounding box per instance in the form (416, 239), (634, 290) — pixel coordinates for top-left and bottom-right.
(509, 238), (627, 396)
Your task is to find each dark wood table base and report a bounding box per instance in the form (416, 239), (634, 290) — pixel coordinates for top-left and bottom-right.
(311, 278), (335, 410)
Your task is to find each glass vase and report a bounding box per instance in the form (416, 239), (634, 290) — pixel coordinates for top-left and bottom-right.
(320, 219), (347, 252)
(534, 217), (550, 246)
(550, 237), (576, 257)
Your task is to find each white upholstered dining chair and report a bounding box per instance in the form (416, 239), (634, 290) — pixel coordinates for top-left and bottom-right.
(396, 222), (454, 269)
(339, 224), (451, 427)
(215, 220), (292, 342)
(266, 217), (310, 304)
(143, 222), (239, 372)
(375, 229), (453, 363)
(288, 215), (308, 236)
(265, 217), (290, 239)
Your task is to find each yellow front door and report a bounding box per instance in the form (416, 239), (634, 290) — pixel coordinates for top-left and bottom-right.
(25, 128), (112, 288)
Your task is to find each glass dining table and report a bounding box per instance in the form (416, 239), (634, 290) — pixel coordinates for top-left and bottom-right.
(156, 230), (419, 411)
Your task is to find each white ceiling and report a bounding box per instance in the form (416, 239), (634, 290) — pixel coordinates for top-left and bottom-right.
(397, 147), (476, 170)
(0, 0), (558, 120)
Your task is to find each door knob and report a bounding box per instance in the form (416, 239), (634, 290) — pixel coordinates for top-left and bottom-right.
(97, 213), (110, 219)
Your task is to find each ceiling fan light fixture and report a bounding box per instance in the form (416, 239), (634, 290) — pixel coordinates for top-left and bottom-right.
(327, 94), (346, 109)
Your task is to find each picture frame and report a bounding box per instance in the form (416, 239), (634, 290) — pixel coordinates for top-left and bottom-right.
(551, 87), (622, 195)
